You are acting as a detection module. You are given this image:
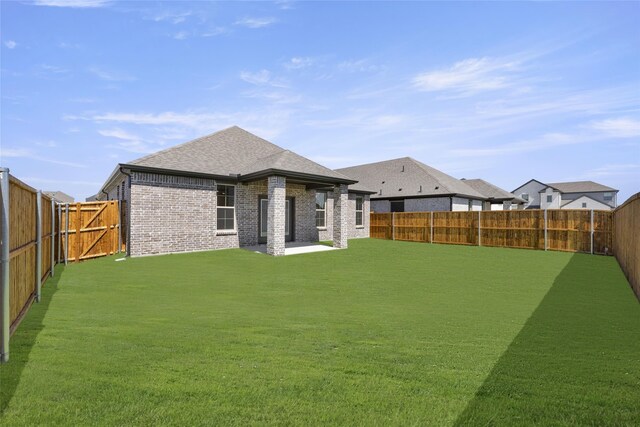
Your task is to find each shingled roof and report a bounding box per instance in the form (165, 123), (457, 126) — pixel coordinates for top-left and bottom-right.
(460, 178), (520, 201)
(125, 126), (354, 184)
(336, 157), (485, 200)
(544, 181), (618, 193)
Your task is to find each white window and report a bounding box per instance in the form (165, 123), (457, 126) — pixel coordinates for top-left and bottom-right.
(521, 193), (529, 201)
(316, 192), (326, 228)
(547, 195), (552, 203)
(355, 195), (364, 226)
(217, 185), (235, 230)
(604, 192), (613, 201)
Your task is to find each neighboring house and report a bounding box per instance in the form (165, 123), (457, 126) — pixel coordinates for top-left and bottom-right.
(95, 126), (374, 257)
(336, 157), (486, 212)
(43, 191), (74, 204)
(513, 179), (618, 210)
(460, 179), (525, 210)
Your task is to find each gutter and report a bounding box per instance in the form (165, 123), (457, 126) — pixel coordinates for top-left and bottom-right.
(120, 167), (132, 257)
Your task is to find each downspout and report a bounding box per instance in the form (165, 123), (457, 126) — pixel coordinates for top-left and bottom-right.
(120, 168), (132, 257)
(101, 189), (109, 201)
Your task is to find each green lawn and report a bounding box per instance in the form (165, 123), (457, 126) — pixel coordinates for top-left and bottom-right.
(1, 239), (639, 425)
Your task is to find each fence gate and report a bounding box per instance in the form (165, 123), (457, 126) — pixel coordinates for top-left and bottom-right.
(62, 201), (124, 262)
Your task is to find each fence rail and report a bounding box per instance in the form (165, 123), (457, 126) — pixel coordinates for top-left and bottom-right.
(612, 193), (639, 300)
(0, 170), (125, 363)
(371, 209), (613, 255)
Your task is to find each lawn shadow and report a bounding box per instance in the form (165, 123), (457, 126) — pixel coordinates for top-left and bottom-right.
(0, 265), (63, 415)
(454, 253), (640, 426)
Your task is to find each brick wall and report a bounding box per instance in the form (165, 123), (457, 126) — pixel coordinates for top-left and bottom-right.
(110, 171), (369, 256)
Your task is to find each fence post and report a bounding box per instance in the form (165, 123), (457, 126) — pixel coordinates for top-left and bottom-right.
(544, 209), (548, 251)
(36, 191), (42, 303)
(430, 211), (434, 243)
(65, 203), (69, 265)
(478, 210), (481, 246)
(590, 209), (594, 255)
(0, 168), (10, 363)
(392, 212), (395, 240)
(58, 203), (62, 264)
(51, 200), (55, 277)
(75, 202), (81, 263)
(117, 200), (122, 254)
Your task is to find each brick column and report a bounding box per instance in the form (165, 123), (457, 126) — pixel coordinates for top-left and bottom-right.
(267, 176), (286, 256)
(333, 183), (348, 249)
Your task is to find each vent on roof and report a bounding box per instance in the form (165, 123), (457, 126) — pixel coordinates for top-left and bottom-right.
(419, 185), (422, 193)
(401, 165), (405, 172)
(398, 188), (402, 191)
(435, 186), (439, 190)
(379, 189), (382, 195)
(382, 181), (385, 184)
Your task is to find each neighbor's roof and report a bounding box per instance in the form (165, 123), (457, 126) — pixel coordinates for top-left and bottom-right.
(336, 157), (486, 200)
(460, 178), (519, 202)
(44, 191), (74, 203)
(544, 181), (618, 193)
(126, 126), (354, 184)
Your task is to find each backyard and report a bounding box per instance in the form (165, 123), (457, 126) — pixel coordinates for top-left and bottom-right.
(1, 239), (638, 425)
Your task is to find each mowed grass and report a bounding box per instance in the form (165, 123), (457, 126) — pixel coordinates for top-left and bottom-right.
(1, 239), (639, 425)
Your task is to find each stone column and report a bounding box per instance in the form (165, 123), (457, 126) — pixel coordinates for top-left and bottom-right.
(333, 183), (348, 249)
(267, 176), (286, 256)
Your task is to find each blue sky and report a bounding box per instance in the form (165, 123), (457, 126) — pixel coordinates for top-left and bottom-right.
(1, 0), (639, 202)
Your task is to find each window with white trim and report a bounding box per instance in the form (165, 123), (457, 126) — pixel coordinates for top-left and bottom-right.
(217, 185), (235, 230)
(521, 193), (529, 201)
(316, 192), (327, 228)
(355, 195), (364, 226)
(603, 192), (613, 201)
(547, 195), (552, 203)
(582, 202), (587, 208)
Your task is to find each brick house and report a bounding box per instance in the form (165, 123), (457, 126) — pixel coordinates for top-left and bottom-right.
(96, 126), (374, 256)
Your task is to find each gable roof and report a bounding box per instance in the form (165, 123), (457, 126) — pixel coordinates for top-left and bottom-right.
(44, 191), (74, 203)
(560, 194), (614, 210)
(512, 178), (547, 194)
(125, 126), (354, 184)
(545, 181), (618, 193)
(336, 157), (486, 200)
(460, 178), (519, 202)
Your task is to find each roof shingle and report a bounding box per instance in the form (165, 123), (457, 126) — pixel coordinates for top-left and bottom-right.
(336, 157), (486, 199)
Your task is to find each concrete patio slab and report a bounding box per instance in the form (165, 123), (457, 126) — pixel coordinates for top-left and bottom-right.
(244, 242), (339, 256)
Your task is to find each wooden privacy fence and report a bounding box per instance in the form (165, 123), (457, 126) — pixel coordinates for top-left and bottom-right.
(612, 193), (639, 300)
(371, 209), (613, 255)
(0, 170), (125, 363)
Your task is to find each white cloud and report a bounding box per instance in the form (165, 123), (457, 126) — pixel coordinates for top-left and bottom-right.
(98, 128), (158, 153)
(284, 57), (315, 70)
(88, 66), (135, 81)
(40, 64), (68, 74)
(173, 31), (189, 40)
(201, 27), (227, 37)
(240, 70), (288, 88)
(32, 0), (111, 7)
(1, 147), (88, 168)
(591, 117), (640, 138)
(337, 59), (381, 73)
(151, 10), (192, 24)
(413, 57), (519, 95)
(583, 164), (640, 178)
(234, 17), (277, 29)
(57, 42), (81, 49)
(4, 40), (17, 49)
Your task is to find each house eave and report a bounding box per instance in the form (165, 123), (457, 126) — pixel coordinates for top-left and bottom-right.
(239, 168), (357, 185)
